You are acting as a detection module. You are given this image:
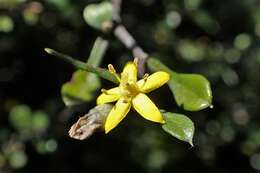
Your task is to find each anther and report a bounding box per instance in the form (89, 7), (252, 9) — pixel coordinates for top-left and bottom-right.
(101, 89), (109, 95)
(143, 73), (149, 81)
(108, 64), (116, 74)
(123, 99), (128, 104)
(108, 64), (121, 82)
(134, 58), (139, 66)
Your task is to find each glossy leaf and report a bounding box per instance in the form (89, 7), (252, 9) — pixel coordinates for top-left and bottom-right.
(147, 58), (212, 111)
(162, 112), (194, 146)
(169, 73), (212, 111)
(83, 2), (113, 30)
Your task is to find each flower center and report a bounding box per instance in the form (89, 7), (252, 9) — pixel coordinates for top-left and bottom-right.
(121, 81), (140, 98)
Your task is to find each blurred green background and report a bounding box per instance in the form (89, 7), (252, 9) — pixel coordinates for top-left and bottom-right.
(1, 0), (260, 172)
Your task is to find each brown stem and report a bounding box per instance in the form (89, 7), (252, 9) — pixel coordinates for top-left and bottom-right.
(111, 0), (148, 76)
(111, 0), (122, 22)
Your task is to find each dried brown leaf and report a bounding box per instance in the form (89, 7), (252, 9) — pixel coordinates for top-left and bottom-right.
(68, 104), (112, 140)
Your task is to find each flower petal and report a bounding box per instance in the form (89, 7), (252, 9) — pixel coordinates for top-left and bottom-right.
(121, 62), (137, 83)
(137, 71), (170, 93)
(96, 87), (121, 104)
(132, 93), (165, 123)
(105, 98), (131, 133)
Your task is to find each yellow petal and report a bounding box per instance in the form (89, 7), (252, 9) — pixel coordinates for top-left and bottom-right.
(105, 98), (131, 133)
(132, 93), (165, 123)
(96, 87), (121, 104)
(137, 71), (170, 93)
(121, 62), (137, 83)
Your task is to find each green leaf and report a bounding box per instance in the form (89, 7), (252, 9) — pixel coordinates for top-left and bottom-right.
(162, 112), (194, 146)
(193, 10), (219, 34)
(0, 15), (14, 33)
(32, 111), (50, 132)
(169, 73), (212, 111)
(8, 150), (27, 169)
(60, 37), (108, 106)
(83, 2), (113, 30)
(61, 70), (100, 106)
(9, 105), (32, 130)
(147, 58), (212, 111)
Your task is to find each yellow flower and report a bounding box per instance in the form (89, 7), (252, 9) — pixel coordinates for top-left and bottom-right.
(97, 60), (170, 133)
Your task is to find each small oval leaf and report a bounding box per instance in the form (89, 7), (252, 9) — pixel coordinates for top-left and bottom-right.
(147, 58), (213, 111)
(83, 2), (113, 30)
(169, 73), (212, 111)
(32, 111), (50, 132)
(162, 112), (194, 146)
(9, 105), (32, 130)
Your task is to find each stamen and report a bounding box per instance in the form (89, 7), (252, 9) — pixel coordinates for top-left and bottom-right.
(101, 89), (109, 95)
(143, 73), (149, 81)
(108, 64), (121, 82)
(139, 73), (149, 89)
(122, 99), (128, 104)
(134, 58), (139, 66)
(108, 64), (116, 73)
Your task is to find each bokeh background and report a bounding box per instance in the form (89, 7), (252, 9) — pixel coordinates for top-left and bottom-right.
(1, 0), (260, 172)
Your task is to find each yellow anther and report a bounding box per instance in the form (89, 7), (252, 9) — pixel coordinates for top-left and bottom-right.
(134, 58), (139, 66)
(101, 89), (109, 95)
(138, 73), (150, 88)
(143, 73), (149, 81)
(108, 64), (121, 82)
(108, 64), (116, 73)
(97, 61), (170, 133)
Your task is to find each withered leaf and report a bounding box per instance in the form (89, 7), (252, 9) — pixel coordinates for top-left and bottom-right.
(69, 104), (112, 140)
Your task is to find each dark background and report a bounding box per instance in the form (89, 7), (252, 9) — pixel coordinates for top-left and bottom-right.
(1, 0), (260, 173)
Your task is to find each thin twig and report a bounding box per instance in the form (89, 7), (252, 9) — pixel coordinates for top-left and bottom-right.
(114, 25), (136, 49)
(111, 0), (148, 76)
(44, 48), (119, 84)
(111, 0), (122, 22)
(114, 25), (148, 75)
